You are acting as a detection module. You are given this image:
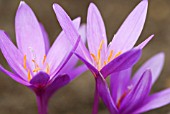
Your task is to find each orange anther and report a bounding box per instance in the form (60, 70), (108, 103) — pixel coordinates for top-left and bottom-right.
(46, 63), (50, 74)
(23, 55), (27, 69)
(107, 50), (114, 62)
(43, 55), (46, 64)
(114, 51), (122, 59)
(28, 70), (32, 81)
(91, 53), (98, 64)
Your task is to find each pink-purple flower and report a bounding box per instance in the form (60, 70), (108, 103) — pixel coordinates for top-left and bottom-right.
(97, 53), (170, 114)
(0, 1), (86, 114)
(53, 0), (153, 79)
(53, 0), (154, 113)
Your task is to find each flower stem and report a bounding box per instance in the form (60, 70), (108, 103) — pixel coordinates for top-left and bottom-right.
(92, 80), (99, 114)
(36, 93), (48, 114)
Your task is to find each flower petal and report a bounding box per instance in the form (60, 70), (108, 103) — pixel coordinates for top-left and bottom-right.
(74, 52), (98, 75)
(108, 0), (148, 55)
(87, 3), (107, 61)
(132, 52), (164, 86)
(53, 3), (92, 63)
(134, 88), (170, 113)
(0, 30), (27, 80)
(96, 73), (118, 114)
(101, 49), (142, 78)
(45, 74), (70, 101)
(30, 72), (50, 87)
(120, 70), (152, 114)
(57, 24), (87, 72)
(110, 68), (131, 104)
(135, 35), (154, 49)
(15, 1), (45, 67)
(39, 23), (50, 54)
(63, 64), (87, 81)
(79, 24), (86, 43)
(50, 36), (81, 79)
(46, 18), (80, 75)
(0, 64), (30, 86)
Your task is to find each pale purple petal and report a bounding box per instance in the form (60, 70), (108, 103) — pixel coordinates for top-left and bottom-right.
(134, 88), (170, 113)
(59, 55), (78, 73)
(135, 35), (154, 49)
(96, 73), (118, 114)
(101, 49), (142, 78)
(45, 74), (70, 101)
(65, 64), (87, 81)
(39, 23), (50, 54)
(15, 1), (45, 68)
(132, 52), (164, 86)
(108, 0), (148, 56)
(30, 72), (50, 87)
(46, 18), (81, 75)
(79, 24), (86, 43)
(87, 3), (107, 62)
(53, 4), (92, 63)
(120, 70), (152, 114)
(0, 64), (30, 86)
(0, 30), (28, 80)
(110, 68), (131, 104)
(50, 36), (81, 79)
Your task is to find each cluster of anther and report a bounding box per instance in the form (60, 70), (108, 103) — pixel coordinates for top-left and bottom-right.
(91, 40), (122, 70)
(23, 54), (50, 81)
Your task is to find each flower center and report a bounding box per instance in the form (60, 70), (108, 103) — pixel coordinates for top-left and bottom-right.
(23, 55), (50, 81)
(90, 40), (122, 70)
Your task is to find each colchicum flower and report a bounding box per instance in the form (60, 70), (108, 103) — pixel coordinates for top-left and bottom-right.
(0, 1), (86, 114)
(53, 0), (152, 113)
(97, 53), (170, 114)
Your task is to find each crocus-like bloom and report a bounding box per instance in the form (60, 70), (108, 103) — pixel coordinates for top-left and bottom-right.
(53, 0), (152, 113)
(97, 53), (170, 114)
(0, 1), (86, 114)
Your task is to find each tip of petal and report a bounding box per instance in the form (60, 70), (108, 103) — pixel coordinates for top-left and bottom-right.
(88, 3), (99, 13)
(19, 1), (26, 6)
(74, 17), (81, 25)
(155, 52), (165, 62)
(53, 3), (60, 11)
(141, 0), (148, 7)
(89, 3), (96, 8)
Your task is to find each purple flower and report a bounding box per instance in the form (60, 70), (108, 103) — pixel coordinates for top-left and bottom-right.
(0, 1), (86, 114)
(97, 53), (170, 114)
(53, 0), (152, 113)
(52, 0), (153, 78)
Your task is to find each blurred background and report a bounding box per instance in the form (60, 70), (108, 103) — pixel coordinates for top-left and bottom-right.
(0, 0), (170, 114)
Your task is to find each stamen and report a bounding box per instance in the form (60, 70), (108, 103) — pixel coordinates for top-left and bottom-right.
(32, 60), (41, 72)
(28, 70), (32, 81)
(107, 50), (114, 62)
(46, 63), (50, 74)
(114, 51), (122, 59)
(98, 60), (101, 70)
(117, 86), (132, 108)
(33, 67), (41, 72)
(43, 55), (46, 64)
(91, 53), (98, 64)
(117, 91), (128, 108)
(23, 55), (27, 69)
(90, 40), (106, 70)
(104, 60), (107, 65)
(97, 40), (104, 62)
(32, 60), (39, 68)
